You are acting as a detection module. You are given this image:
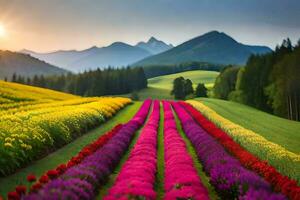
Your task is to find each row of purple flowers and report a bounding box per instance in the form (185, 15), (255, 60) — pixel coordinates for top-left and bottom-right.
(163, 101), (209, 199)
(23, 99), (152, 200)
(171, 102), (286, 200)
(104, 100), (160, 199)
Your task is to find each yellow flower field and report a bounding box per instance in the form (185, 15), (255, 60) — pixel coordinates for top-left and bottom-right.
(0, 81), (131, 176)
(187, 100), (300, 183)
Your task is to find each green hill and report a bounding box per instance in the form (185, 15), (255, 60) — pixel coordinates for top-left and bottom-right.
(123, 70), (219, 100)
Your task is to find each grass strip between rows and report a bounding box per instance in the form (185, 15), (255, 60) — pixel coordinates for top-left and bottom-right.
(98, 102), (153, 198)
(154, 102), (165, 199)
(0, 102), (142, 197)
(172, 108), (220, 200)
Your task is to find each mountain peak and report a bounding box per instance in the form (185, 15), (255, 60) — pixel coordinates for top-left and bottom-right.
(134, 30), (272, 66)
(136, 37), (173, 55)
(148, 37), (159, 43)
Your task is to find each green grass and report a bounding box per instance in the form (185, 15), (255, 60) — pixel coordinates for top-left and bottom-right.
(197, 98), (300, 154)
(148, 70), (219, 90)
(173, 109), (219, 199)
(0, 102), (142, 197)
(155, 103), (165, 199)
(123, 70), (219, 101)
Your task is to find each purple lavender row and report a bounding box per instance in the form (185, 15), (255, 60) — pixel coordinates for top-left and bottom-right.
(171, 102), (286, 200)
(163, 101), (209, 199)
(24, 99), (153, 200)
(104, 100), (160, 199)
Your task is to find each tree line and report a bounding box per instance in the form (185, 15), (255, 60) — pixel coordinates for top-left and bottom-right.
(8, 67), (148, 96)
(213, 38), (300, 121)
(171, 77), (208, 100)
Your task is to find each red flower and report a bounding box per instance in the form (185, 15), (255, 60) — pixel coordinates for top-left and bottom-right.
(26, 174), (36, 182)
(30, 183), (42, 192)
(7, 191), (20, 200)
(46, 170), (59, 179)
(56, 164), (67, 174)
(15, 185), (26, 195)
(39, 174), (49, 184)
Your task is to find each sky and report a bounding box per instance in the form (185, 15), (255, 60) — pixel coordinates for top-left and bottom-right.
(0, 0), (299, 52)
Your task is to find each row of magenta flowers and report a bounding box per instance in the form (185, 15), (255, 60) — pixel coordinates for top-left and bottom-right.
(104, 100), (160, 199)
(162, 101), (209, 199)
(180, 101), (300, 200)
(13, 99), (152, 200)
(7, 99), (292, 200)
(172, 102), (286, 200)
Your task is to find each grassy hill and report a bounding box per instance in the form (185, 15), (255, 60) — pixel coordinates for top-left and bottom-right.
(148, 70), (219, 89)
(125, 70), (219, 100)
(197, 98), (300, 154)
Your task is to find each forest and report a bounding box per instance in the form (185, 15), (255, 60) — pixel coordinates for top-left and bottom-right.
(7, 67), (148, 96)
(213, 38), (300, 121)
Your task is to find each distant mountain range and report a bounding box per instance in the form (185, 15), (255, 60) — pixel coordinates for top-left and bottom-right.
(133, 31), (272, 66)
(21, 37), (173, 72)
(0, 50), (68, 79)
(18, 31), (272, 73)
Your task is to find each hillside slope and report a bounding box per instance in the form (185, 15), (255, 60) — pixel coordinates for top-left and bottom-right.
(0, 80), (78, 105)
(121, 70), (218, 100)
(0, 50), (68, 79)
(134, 31), (272, 66)
(197, 98), (300, 154)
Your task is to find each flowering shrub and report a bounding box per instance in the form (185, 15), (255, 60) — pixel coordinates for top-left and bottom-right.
(186, 100), (300, 184)
(172, 102), (286, 200)
(0, 97), (131, 176)
(182, 101), (300, 200)
(22, 100), (152, 200)
(104, 100), (160, 199)
(163, 101), (209, 200)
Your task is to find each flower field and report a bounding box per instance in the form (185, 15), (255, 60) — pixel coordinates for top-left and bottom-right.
(0, 81), (131, 176)
(1, 93), (299, 199)
(186, 100), (300, 184)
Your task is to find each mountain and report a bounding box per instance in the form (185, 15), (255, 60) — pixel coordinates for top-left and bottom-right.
(0, 50), (68, 79)
(135, 37), (173, 54)
(133, 31), (272, 66)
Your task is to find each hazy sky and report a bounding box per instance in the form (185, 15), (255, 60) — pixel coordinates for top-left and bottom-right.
(0, 0), (299, 52)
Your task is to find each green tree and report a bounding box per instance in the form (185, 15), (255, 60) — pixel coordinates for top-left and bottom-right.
(184, 79), (194, 96)
(266, 48), (300, 120)
(171, 77), (186, 100)
(213, 66), (239, 100)
(195, 83), (208, 97)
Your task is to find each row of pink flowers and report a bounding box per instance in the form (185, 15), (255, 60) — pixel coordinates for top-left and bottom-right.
(162, 101), (209, 200)
(21, 100), (153, 200)
(104, 100), (160, 200)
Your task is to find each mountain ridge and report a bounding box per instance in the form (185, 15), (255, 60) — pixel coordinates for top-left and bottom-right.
(133, 31), (272, 66)
(21, 37), (173, 72)
(0, 50), (68, 79)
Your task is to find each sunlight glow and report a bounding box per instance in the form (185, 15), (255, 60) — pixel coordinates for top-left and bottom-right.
(0, 24), (6, 37)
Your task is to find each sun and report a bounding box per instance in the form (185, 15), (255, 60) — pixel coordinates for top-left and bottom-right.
(0, 24), (6, 37)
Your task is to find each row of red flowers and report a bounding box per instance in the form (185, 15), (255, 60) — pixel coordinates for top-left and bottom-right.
(180, 101), (300, 200)
(7, 124), (123, 200)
